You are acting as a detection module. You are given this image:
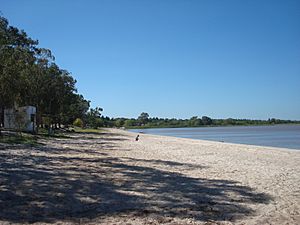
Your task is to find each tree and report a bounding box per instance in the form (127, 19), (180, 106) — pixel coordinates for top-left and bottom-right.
(202, 116), (213, 126)
(189, 116), (203, 127)
(115, 118), (125, 127)
(138, 112), (149, 125)
(58, 94), (89, 126)
(85, 107), (103, 129)
(73, 118), (84, 128)
(124, 119), (136, 128)
(221, 118), (235, 126)
(0, 16), (91, 132)
(0, 16), (40, 133)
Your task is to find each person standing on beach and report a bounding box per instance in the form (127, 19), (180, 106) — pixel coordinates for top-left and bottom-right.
(135, 134), (139, 141)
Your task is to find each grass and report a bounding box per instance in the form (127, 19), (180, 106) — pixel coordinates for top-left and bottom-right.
(0, 128), (72, 146)
(0, 127), (104, 146)
(74, 127), (104, 134)
(37, 128), (72, 139)
(0, 134), (42, 147)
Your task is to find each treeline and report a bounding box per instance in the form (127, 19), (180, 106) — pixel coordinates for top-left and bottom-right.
(94, 113), (299, 129)
(0, 16), (101, 131)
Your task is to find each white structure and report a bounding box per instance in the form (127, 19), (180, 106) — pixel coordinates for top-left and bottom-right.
(4, 106), (36, 133)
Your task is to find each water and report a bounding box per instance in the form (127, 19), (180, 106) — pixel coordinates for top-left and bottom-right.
(130, 125), (300, 150)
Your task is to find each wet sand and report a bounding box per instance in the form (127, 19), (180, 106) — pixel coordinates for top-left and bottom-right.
(0, 128), (299, 224)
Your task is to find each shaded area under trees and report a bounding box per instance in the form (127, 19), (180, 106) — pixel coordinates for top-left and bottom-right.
(0, 133), (272, 223)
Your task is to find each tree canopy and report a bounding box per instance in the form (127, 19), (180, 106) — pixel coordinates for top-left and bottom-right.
(0, 16), (92, 130)
(107, 114), (299, 129)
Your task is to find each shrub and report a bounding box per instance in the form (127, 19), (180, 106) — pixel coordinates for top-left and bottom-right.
(73, 118), (84, 128)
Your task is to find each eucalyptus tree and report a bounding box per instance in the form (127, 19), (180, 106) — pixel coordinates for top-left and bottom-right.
(0, 16), (91, 133)
(85, 107), (103, 128)
(138, 112), (149, 125)
(0, 16), (39, 132)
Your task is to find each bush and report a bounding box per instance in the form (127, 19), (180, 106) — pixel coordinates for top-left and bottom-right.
(73, 118), (84, 128)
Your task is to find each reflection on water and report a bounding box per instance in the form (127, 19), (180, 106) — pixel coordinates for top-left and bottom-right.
(130, 125), (300, 150)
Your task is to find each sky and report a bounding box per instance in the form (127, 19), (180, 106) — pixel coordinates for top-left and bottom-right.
(1, 0), (300, 120)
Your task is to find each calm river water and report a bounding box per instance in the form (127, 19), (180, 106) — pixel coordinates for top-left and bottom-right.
(130, 125), (300, 150)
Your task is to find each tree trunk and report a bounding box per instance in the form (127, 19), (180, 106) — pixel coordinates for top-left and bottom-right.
(36, 109), (42, 134)
(0, 106), (3, 136)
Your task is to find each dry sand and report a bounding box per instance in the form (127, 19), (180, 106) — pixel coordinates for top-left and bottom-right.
(0, 128), (299, 225)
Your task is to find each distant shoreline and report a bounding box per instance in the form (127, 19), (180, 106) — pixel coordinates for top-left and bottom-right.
(126, 122), (300, 130)
(129, 124), (300, 150)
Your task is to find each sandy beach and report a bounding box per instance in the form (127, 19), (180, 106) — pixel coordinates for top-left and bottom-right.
(0, 128), (299, 224)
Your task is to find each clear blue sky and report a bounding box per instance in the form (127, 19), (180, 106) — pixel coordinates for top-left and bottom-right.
(1, 0), (300, 120)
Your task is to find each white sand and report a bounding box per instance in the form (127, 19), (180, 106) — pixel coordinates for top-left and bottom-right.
(106, 129), (300, 224)
(0, 128), (299, 225)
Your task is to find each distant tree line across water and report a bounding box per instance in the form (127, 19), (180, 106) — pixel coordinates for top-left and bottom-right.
(92, 112), (300, 129)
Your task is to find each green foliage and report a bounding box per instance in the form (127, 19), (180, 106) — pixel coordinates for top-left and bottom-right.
(73, 118), (84, 128)
(108, 113), (299, 129)
(0, 134), (41, 146)
(85, 107), (103, 129)
(0, 16), (91, 130)
(137, 112), (149, 125)
(202, 116), (213, 126)
(115, 118), (125, 127)
(37, 128), (71, 139)
(189, 116), (203, 127)
(74, 127), (104, 134)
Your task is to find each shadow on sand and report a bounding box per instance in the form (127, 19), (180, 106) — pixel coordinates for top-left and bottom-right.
(0, 133), (272, 223)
